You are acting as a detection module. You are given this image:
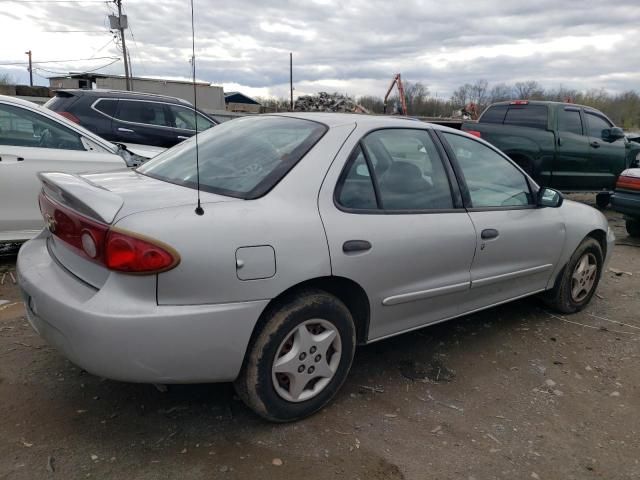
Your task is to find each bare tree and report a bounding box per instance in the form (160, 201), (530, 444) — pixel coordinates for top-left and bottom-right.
(357, 95), (384, 114)
(489, 83), (513, 103)
(0, 73), (14, 86)
(451, 83), (473, 108)
(514, 81), (544, 99)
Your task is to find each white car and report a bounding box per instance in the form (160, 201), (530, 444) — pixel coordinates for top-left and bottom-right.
(0, 95), (163, 242)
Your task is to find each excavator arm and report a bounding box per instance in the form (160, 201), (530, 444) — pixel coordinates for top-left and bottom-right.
(383, 73), (408, 115)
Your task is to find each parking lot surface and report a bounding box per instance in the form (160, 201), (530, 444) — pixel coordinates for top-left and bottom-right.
(1, 200), (639, 480)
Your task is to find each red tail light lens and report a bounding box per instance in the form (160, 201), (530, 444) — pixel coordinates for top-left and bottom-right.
(105, 231), (178, 273)
(467, 130), (482, 138)
(39, 192), (179, 274)
(616, 175), (640, 191)
(57, 111), (81, 123)
(510, 100), (529, 105)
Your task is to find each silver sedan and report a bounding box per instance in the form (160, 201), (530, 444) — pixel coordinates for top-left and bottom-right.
(17, 113), (614, 421)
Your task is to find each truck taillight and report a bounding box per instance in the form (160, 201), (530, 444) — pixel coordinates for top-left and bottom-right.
(510, 100), (529, 105)
(616, 175), (640, 191)
(467, 130), (482, 138)
(39, 192), (179, 274)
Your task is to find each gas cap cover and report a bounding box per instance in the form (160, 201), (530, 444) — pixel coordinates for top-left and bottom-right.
(235, 245), (276, 280)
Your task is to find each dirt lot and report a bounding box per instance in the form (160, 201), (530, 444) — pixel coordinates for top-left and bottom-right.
(1, 200), (639, 480)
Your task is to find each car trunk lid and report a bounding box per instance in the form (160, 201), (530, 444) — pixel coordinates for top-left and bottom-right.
(39, 170), (236, 288)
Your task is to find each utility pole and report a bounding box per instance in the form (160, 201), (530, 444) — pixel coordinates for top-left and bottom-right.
(114, 0), (131, 90)
(289, 52), (293, 111)
(25, 50), (33, 86)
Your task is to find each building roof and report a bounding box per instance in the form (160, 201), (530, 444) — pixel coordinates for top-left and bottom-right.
(48, 73), (213, 87)
(224, 91), (261, 105)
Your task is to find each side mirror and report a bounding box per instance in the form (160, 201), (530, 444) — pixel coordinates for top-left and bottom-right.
(604, 127), (625, 142)
(538, 187), (563, 208)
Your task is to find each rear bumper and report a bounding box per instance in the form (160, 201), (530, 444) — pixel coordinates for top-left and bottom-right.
(611, 191), (640, 219)
(17, 235), (268, 384)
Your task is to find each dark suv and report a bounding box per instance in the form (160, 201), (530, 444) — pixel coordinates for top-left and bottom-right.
(45, 89), (218, 148)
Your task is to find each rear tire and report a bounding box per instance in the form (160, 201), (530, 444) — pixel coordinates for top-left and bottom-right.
(542, 238), (603, 314)
(234, 289), (356, 422)
(626, 219), (640, 237)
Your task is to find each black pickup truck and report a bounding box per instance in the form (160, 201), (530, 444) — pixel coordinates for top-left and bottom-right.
(461, 101), (640, 205)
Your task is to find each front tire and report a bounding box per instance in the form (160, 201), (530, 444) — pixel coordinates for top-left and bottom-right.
(626, 219), (640, 237)
(543, 238), (603, 314)
(234, 289), (356, 422)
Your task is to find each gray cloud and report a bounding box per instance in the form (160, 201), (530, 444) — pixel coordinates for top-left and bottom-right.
(1, 0), (639, 98)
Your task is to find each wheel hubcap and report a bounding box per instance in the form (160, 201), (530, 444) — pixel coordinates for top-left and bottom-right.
(272, 319), (342, 403)
(571, 252), (598, 302)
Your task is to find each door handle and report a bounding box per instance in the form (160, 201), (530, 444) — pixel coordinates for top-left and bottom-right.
(557, 137), (562, 146)
(17, 157), (24, 162)
(481, 229), (499, 240)
(590, 141), (600, 148)
(177, 135), (189, 140)
(343, 240), (372, 253)
(118, 127), (135, 133)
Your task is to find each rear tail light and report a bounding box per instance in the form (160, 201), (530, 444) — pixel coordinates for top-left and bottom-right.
(57, 111), (80, 123)
(39, 192), (179, 274)
(616, 174), (640, 191)
(466, 130), (482, 138)
(510, 100), (529, 105)
(105, 231), (178, 273)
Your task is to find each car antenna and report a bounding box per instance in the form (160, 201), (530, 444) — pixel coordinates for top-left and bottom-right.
(190, 0), (204, 216)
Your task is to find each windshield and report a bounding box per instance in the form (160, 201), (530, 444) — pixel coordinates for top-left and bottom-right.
(137, 115), (326, 198)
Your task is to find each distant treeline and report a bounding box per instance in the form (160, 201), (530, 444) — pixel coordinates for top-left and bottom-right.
(258, 80), (640, 129)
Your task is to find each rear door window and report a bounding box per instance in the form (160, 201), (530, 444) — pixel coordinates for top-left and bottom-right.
(503, 105), (548, 129)
(558, 108), (583, 135)
(93, 99), (118, 117)
(115, 100), (170, 127)
(336, 129), (454, 211)
(336, 147), (378, 210)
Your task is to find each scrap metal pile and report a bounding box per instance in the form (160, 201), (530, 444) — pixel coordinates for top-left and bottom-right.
(294, 92), (369, 114)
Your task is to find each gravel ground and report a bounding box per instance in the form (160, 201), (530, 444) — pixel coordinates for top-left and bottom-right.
(1, 200), (639, 480)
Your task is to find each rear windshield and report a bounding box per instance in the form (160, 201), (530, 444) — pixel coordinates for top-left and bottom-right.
(479, 104), (548, 130)
(44, 94), (76, 110)
(479, 105), (507, 124)
(503, 105), (548, 129)
(137, 116), (327, 198)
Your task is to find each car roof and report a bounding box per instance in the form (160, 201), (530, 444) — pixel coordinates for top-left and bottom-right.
(488, 99), (594, 110)
(54, 88), (193, 105)
(270, 112), (458, 132)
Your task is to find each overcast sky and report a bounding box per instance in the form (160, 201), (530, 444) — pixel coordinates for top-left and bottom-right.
(1, 0), (639, 99)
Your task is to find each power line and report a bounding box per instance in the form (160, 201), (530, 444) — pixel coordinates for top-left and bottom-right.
(41, 30), (110, 33)
(0, 56), (118, 66)
(89, 37), (116, 59)
(34, 57), (120, 75)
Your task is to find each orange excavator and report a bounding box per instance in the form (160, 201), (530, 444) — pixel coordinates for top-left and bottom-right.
(383, 73), (408, 115)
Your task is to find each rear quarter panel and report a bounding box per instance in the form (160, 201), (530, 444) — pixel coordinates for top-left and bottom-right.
(113, 122), (357, 305)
